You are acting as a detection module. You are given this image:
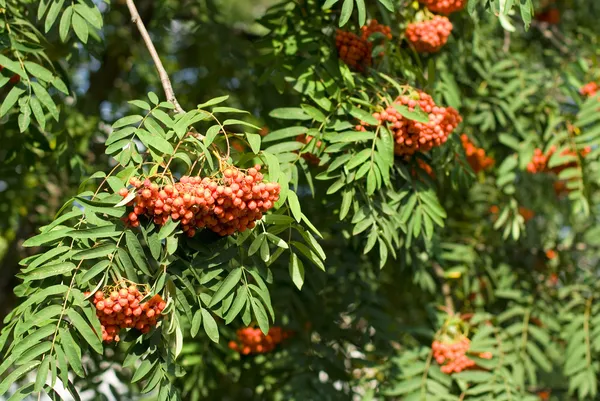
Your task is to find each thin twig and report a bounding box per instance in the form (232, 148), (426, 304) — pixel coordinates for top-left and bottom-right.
(125, 0), (184, 114)
(503, 30), (511, 53)
(432, 263), (455, 315)
(530, 20), (569, 55)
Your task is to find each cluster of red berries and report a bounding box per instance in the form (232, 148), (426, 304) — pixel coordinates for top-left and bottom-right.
(537, 390), (551, 401)
(335, 30), (372, 71)
(360, 19), (393, 41)
(528, 146), (590, 196)
(527, 148), (551, 174)
(489, 205), (535, 222)
(356, 91), (461, 157)
(296, 134), (322, 165)
(413, 159), (435, 179)
(535, 8), (560, 24)
(86, 285), (166, 342)
(545, 249), (557, 260)
(461, 134), (494, 173)
(335, 20), (392, 71)
(519, 206), (535, 222)
(527, 146), (590, 174)
(432, 336), (492, 374)
(552, 180), (573, 196)
(405, 16), (453, 53)
(228, 326), (293, 355)
(580, 82), (598, 98)
(418, 0), (465, 14)
(120, 166), (280, 237)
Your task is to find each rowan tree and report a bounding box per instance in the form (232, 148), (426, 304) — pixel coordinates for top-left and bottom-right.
(0, 0), (599, 400)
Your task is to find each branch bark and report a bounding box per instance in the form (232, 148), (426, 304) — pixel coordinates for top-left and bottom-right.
(125, 0), (184, 113)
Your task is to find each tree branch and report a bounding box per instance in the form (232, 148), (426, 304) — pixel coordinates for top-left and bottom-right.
(125, 0), (184, 114)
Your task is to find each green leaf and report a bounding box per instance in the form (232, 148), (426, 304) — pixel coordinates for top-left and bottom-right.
(197, 95), (229, 108)
(190, 310), (202, 338)
(209, 268), (243, 308)
(340, 190), (353, 220)
(378, 0), (394, 11)
(0, 86), (25, 117)
(34, 357), (50, 393)
(147, 233), (162, 260)
(212, 106), (249, 114)
(44, 0), (65, 33)
(69, 225), (120, 239)
(71, 13), (89, 43)
(222, 119), (260, 130)
(225, 287), (247, 324)
(29, 97), (46, 130)
(22, 246), (70, 272)
(262, 126), (307, 143)
(74, 3), (102, 29)
(269, 108), (311, 120)
(0, 55), (25, 78)
(453, 371), (494, 383)
(0, 325), (54, 378)
(249, 234), (265, 256)
(67, 309), (103, 353)
(392, 104), (429, 123)
(0, 361), (41, 396)
(204, 125), (221, 147)
(356, 0), (366, 26)
(147, 92), (159, 105)
(80, 260), (110, 284)
(201, 309), (219, 343)
(18, 109), (31, 133)
(292, 241), (325, 271)
(38, 0), (51, 20)
(349, 106), (379, 125)
(289, 253), (304, 290)
(339, 0), (354, 27)
(158, 218), (179, 240)
(301, 104), (326, 122)
(126, 231), (152, 275)
(129, 99), (151, 111)
(137, 130), (175, 155)
(263, 151), (280, 183)
(23, 262), (76, 281)
(24, 62), (54, 82)
(327, 131), (375, 143)
(23, 228), (72, 247)
(251, 298), (270, 335)
(247, 133), (261, 154)
(132, 360), (155, 383)
(59, 328), (84, 377)
(113, 115), (143, 129)
(322, 0), (339, 9)
(72, 243), (116, 260)
(118, 248), (138, 282)
(383, 377), (421, 396)
(75, 197), (125, 218)
(31, 82), (58, 121)
(51, 77), (69, 95)
(347, 149), (371, 170)
(287, 191), (302, 222)
(366, 167), (377, 195)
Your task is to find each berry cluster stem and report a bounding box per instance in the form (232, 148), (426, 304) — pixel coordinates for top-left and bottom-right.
(433, 263), (455, 315)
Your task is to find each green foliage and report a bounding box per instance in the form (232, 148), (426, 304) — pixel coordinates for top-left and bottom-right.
(1, 0), (600, 400)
